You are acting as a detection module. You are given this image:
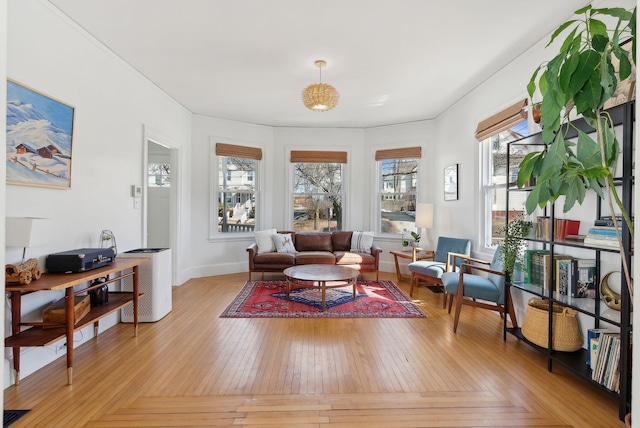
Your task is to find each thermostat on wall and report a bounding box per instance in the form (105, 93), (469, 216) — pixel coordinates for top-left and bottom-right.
(131, 185), (142, 197)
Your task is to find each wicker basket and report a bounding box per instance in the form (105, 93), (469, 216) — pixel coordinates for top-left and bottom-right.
(521, 298), (582, 352)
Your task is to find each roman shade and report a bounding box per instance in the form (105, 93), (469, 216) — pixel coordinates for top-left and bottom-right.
(290, 150), (347, 163)
(475, 99), (528, 141)
(375, 147), (422, 161)
(216, 143), (262, 160)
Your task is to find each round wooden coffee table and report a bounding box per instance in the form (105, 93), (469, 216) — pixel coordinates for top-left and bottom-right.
(283, 264), (360, 311)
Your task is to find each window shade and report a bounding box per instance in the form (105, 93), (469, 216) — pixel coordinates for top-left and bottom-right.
(215, 143), (262, 160)
(374, 147), (422, 161)
(475, 99), (528, 141)
(290, 150), (347, 163)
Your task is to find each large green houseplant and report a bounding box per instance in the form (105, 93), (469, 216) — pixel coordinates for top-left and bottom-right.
(517, 4), (636, 297)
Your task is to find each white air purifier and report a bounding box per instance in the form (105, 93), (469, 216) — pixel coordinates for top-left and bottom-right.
(120, 248), (172, 322)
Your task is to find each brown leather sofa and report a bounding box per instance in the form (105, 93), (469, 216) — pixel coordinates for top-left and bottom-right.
(246, 231), (381, 280)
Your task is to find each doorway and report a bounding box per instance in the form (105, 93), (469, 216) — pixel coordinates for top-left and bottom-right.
(144, 136), (179, 285)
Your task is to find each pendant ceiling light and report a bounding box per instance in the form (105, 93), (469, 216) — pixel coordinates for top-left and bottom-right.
(302, 60), (340, 112)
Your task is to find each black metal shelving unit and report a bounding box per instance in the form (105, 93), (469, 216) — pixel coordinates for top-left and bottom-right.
(504, 101), (634, 420)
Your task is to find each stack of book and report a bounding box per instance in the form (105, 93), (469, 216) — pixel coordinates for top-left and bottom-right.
(583, 216), (623, 248)
(535, 216), (580, 241)
(524, 250), (596, 298)
(590, 329), (622, 392)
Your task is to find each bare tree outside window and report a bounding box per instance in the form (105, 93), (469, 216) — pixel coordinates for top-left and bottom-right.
(293, 163), (343, 231)
(148, 163), (170, 187)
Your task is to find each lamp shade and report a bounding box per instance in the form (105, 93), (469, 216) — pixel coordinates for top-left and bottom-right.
(415, 203), (433, 229)
(5, 217), (50, 248)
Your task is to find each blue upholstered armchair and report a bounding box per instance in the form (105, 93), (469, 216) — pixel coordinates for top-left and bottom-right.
(407, 237), (471, 307)
(440, 247), (517, 333)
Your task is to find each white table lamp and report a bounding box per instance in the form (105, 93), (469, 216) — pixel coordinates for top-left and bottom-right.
(6, 217), (50, 262)
(415, 203), (434, 249)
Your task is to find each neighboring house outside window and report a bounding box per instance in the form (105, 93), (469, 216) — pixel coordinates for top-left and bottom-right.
(291, 150), (346, 232)
(214, 143), (262, 235)
(477, 99), (530, 249)
(375, 147), (422, 236)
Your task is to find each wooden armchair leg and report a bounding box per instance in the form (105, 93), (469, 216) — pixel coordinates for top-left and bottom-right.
(409, 273), (416, 296)
(441, 288), (447, 309)
(452, 293), (464, 333)
(447, 293), (454, 313)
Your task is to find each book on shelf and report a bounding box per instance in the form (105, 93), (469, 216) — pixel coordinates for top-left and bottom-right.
(554, 219), (580, 240)
(523, 249), (549, 284)
(555, 257), (574, 295)
(584, 226), (622, 249)
(594, 215), (633, 228)
(570, 259), (596, 298)
(592, 332), (621, 392)
(587, 328), (616, 369)
(565, 234), (586, 241)
(535, 216), (551, 240)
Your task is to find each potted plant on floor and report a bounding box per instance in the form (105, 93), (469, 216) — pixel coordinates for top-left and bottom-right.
(517, 4), (636, 297)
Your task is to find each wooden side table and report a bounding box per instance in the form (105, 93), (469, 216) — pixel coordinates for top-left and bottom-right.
(390, 249), (435, 282)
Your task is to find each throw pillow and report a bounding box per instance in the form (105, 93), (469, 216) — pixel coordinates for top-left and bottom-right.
(351, 231), (374, 254)
(254, 228), (277, 254)
(273, 233), (297, 253)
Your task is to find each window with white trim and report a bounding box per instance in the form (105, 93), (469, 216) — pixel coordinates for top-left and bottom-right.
(290, 150), (346, 232)
(375, 147), (421, 235)
(478, 100), (530, 249)
(214, 143), (261, 234)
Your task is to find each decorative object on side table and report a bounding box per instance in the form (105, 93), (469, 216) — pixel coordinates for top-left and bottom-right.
(401, 229), (421, 249)
(99, 229), (118, 257)
(88, 277), (109, 307)
(5, 258), (41, 285)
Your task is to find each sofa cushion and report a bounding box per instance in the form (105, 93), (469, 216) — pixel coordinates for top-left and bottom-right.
(253, 251), (296, 267)
(294, 251), (335, 265)
(254, 228), (277, 254)
(273, 233), (297, 253)
(334, 251), (375, 266)
(331, 231), (353, 251)
(295, 232), (333, 252)
(350, 231), (374, 254)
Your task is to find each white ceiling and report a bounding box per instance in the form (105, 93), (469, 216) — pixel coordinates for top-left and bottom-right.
(47, 0), (588, 128)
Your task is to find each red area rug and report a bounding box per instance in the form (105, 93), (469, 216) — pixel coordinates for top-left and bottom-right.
(220, 280), (427, 318)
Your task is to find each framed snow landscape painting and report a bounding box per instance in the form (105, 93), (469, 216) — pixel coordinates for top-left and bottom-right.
(6, 79), (75, 189)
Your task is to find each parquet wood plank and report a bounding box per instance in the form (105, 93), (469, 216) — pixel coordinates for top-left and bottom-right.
(2, 272), (625, 427)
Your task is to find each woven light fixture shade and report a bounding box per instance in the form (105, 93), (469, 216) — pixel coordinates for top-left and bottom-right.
(302, 60), (339, 111)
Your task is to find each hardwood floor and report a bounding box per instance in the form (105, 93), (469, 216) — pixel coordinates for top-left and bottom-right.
(4, 271), (625, 427)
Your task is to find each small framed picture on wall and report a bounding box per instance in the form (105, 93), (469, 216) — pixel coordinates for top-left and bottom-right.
(444, 163), (458, 201)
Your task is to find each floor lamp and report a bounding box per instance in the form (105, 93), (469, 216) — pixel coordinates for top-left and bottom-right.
(415, 203), (434, 249)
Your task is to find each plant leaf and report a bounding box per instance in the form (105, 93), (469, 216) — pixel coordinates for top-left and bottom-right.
(592, 33), (609, 52)
(568, 50), (601, 95)
(588, 19), (608, 37)
(517, 151), (542, 187)
(574, 73), (603, 113)
(547, 20), (578, 47)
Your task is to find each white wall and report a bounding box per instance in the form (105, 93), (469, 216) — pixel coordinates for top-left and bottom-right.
(1, 0), (8, 409)
(4, 0), (191, 387)
(188, 114), (273, 278)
